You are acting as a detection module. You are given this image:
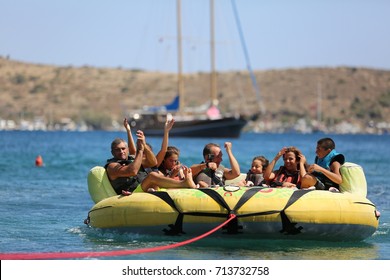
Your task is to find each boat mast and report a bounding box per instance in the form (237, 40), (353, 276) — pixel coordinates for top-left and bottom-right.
(317, 80), (322, 123)
(177, 0), (184, 113)
(231, 0), (265, 116)
(210, 0), (218, 106)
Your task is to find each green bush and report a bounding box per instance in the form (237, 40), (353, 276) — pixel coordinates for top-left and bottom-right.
(11, 74), (26, 84)
(378, 90), (390, 107)
(30, 84), (47, 94)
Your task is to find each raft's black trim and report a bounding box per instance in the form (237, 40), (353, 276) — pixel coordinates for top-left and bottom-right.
(149, 192), (181, 212)
(222, 216), (243, 234)
(279, 211), (303, 235)
(181, 212), (228, 218)
(197, 187), (264, 234)
(163, 214), (186, 236)
(236, 210), (280, 218)
(279, 190), (314, 235)
(85, 205), (114, 227)
(84, 216), (90, 225)
(220, 187), (260, 233)
(89, 188), (318, 236)
(88, 205), (113, 213)
(354, 201), (376, 207)
(199, 188), (246, 233)
(151, 188), (315, 236)
(148, 192), (186, 235)
(233, 187), (262, 212)
(198, 188), (232, 212)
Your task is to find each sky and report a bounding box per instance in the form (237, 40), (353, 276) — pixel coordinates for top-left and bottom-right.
(1, 0), (389, 73)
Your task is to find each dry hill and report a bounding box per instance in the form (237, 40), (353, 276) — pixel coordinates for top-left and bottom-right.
(1, 57), (389, 132)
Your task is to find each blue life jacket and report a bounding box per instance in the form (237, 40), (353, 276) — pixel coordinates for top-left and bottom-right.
(314, 150), (345, 189)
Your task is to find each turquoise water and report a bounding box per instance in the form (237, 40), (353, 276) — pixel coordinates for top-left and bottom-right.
(0, 131), (389, 259)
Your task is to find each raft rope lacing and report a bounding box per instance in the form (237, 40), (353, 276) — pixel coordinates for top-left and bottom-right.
(0, 213), (237, 260)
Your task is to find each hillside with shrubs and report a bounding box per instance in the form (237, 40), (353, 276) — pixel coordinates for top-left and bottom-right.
(1, 57), (389, 133)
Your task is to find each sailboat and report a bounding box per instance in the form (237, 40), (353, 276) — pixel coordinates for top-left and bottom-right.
(128, 0), (251, 138)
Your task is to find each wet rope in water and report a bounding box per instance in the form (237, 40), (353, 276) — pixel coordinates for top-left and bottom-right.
(0, 214), (237, 260)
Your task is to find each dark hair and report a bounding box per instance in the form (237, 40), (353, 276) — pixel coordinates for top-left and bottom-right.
(282, 146), (308, 171)
(164, 146), (180, 160)
(202, 143), (220, 157)
(283, 146), (301, 162)
(252, 155), (269, 169)
(111, 138), (127, 151)
(317, 138), (335, 150)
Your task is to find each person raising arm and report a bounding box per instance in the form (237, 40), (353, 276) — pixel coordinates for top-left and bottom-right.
(193, 142), (241, 188)
(123, 118), (136, 156)
(136, 130), (157, 168)
(155, 116), (175, 167)
(264, 147), (305, 189)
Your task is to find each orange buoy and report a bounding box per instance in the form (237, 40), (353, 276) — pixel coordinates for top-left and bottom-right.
(35, 155), (44, 167)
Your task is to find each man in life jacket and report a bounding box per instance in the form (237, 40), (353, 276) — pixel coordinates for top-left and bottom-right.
(193, 142), (241, 188)
(106, 130), (198, 195)
(105, 129), (157, 195)
(263, 146), (307, 189)
(301, 137), (345, 191)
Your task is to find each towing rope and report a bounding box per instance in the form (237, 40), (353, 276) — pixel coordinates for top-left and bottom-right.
(0, 214), (236, 260)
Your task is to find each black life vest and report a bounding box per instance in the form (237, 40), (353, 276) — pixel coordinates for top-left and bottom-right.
(105, 156), (148, 194)
(245, 172), (265, 186)
(195, 163), (225, 186)
(270, 166), (301, 188)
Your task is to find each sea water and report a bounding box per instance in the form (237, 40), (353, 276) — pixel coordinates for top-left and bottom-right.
(0, 131), (389, 260)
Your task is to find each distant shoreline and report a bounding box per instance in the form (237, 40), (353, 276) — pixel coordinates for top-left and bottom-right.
(1, 57), (389, 134)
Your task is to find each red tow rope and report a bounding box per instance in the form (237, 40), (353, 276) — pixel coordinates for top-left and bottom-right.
(0, 214), (237, 260)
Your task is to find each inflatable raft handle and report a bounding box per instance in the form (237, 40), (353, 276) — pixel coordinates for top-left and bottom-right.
(87, 166), (117, 203)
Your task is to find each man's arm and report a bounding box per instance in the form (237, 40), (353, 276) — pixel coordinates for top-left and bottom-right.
(223, 142), (241, 180)
(124, 118), (136, 156)
(264, 147), (286, 181)
(106, 148), (144, 180)
(320, 161), (343, 184)
(137, 130), (157, 168)
(143, 143), (158, 168)
(190, 162), (217, 177)
(155, 118), (175, 167)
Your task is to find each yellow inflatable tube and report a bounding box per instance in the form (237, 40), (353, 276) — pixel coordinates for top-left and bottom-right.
(86, 166), (379, 241)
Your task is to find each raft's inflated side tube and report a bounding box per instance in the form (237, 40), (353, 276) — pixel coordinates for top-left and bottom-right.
(87, 166), (116, 203)
(88, 186), (379, 240)
(225, 173), (246, 185)
(339, 162), (367, 197)
(86, 166), (379, 241)
(87, 166), (247, 203)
